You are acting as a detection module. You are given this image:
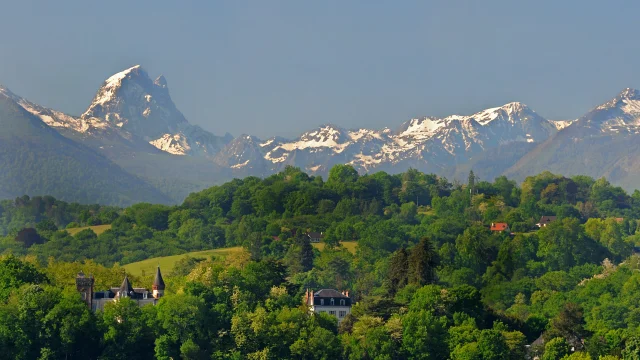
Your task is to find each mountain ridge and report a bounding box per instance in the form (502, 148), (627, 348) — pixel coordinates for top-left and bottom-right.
(3, 64), (640, 205)
(0, 89), (172, 206)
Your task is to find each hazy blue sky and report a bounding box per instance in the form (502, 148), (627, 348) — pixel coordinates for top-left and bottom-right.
(1, 0), (638, 138)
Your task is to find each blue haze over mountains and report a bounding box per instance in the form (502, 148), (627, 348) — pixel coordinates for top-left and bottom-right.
(2, 65), (640, 205)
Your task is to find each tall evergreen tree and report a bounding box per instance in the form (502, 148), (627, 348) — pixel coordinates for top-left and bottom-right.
(468, 170), (476, 196)
(285, 233), (315, 274)
(298, 235), (315, 272)
(408, 237), (440, 286)
(387, 247), (409, 296)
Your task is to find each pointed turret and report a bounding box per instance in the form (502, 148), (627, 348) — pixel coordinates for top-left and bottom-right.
(119, 275), (134, 298)
(152, 266), (165, 299)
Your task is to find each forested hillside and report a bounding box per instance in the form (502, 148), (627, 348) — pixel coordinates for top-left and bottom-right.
(2, 166), (640, 359)
(0, 92), (172, 206)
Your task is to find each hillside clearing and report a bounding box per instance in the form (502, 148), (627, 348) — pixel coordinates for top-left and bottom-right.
(312, 241), (357, 254)
(65, 224), (112, 236)
(123, 247), (245, 277)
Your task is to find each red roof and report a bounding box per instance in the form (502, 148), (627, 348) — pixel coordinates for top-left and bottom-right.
(490, 223), (509, 231)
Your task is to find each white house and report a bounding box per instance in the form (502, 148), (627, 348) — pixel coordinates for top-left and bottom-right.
(305, 289), (352, 323)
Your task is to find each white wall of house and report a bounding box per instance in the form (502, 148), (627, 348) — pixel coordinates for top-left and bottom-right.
(310, 305), (351, 323)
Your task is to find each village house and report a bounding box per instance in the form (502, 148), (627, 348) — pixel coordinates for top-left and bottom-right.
(490, 222), (510, 232)
(307, 232), (324, 243)
(536, 216), (557, 228)
(75, 266), (165, 311)
(305, 289), (352, 323)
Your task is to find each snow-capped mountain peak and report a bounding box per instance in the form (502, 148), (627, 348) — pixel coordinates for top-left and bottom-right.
(278, 125), (351, 152)
(467, 101), (535, 125)
(596, 87), (640, 111)
(80, 65), (192, 140)
(397, 117), (446, 139)
(85, 65), (142, 110)
(617, 87), (640, 100)
(578, 88), (640, 133)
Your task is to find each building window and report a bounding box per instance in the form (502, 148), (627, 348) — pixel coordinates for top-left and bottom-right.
(329, 311), (336, 316)
(339, 311), (347, 318)
(320, 299), (324, 305)
(340, 299), (345, 306)
(330, 298), (335, 306)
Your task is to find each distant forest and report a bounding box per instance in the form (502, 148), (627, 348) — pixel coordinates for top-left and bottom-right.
(2, 165), (640, 358)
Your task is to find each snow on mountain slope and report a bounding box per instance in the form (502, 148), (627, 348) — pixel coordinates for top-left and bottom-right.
(14, 67), (638, 188)
(82, 65), (188, 138)
(80, 65), (229, 156)
(1, 65), (230, 159)
(503, 88), (640, 191)
(214, 101), (560, 175)
(149, 133), (192, 155)
(577, 88), (640, 133)
(0, 85), (100, 133)
(550, 120), (575, 130)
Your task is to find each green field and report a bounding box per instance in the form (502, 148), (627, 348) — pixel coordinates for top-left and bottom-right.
(123, 247), (245, 277)
(65, 224), (112, 236)
(122, 241), (358, 277)
(312, 241), (357, 254)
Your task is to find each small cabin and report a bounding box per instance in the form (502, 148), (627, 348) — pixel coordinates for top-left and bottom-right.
(536, 216), (557, 228)
(307, 232), (324, 243)
(490, 222), (510, 232)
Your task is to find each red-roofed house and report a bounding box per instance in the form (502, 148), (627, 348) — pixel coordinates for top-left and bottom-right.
(490, 222), (510, 232)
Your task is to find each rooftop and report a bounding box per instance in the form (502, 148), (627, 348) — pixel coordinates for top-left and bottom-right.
(314, 289), (349, 298)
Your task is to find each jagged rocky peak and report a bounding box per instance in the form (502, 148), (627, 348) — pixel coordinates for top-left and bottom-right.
(300, 124), (348, 141)
(81, 65), (188, 139)
(154, 75), (168, 88)
(617, 87), (640, 100)
(469, 102), (539, 125)
(0, 84), (32, 105)
(0, 84), (21, 103)
(596, 87), (640, 111)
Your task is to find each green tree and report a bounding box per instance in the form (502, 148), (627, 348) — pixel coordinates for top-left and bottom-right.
(101, 298), (155, 360)
(408, 237), (439, 286)
(387, 247), (409, 297)
(622, 336), (640, 360)
(543, 337), (570, 360)
(477, 329), (509, 360)
(155, 294), (210, 360)
(326, 165), (359, 197)
(285, 235), (315, 274)
(545, 303), (589, 351)
(0, 255), (47, 301)
(401, 310), (448, 360)
(537, 218), (601, 271)
(341, 316), (395, 360)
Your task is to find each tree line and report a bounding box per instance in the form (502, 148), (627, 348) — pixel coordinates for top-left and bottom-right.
(1, 165), (640, 358)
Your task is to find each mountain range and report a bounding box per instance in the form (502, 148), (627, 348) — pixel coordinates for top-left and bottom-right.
(1, 64), (639, 205)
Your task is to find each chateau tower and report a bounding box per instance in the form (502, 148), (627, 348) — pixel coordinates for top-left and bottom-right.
(152, 266), (165, 299)
(75, 271), (94, 309)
